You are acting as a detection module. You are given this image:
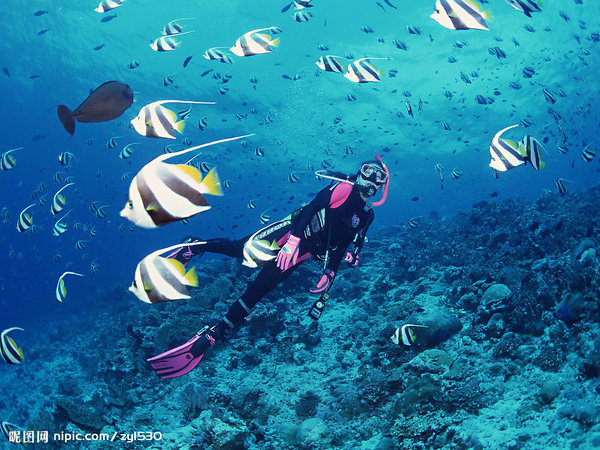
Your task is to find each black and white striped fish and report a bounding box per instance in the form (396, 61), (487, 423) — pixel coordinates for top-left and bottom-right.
(51, 183), (74, 215)
(344, 58), (388, 83)
(203, 47), (233, 63)
(94, 0), (124, 13)
(391, 324), (428, 346)
(119, 143), (140, 159)
(430, 0), (490, 31)
(161, 17), (194, 36)
(58, 151), (74, 167)
(1, 147), (24, 171)
(1, 327), (24, 364)
(521, 135), (545, 170)
(130, 243), (204, 303)
(1, 421), (24, 444)
(288, 171), (300, 183)
(120, 135), (251, 228)
(230, 27), (281, 57)
(293, 10), (312, 22)
(489, 124), (526, 172)
(16, 204), (35, 232)
(52, 210), (71, 236)
(507, 0), (542, 17)
(259, 209), (272, 224)
(315, 55), (346, 73)
(582, 145), (596, 162)
(131, 100), (214, 139)
(56, 271), (84, 303)
(242, 225), (281, 268)
(150, 33), (194, 52)
(555, 178), (570, 195)
(407, 217), (421, 229)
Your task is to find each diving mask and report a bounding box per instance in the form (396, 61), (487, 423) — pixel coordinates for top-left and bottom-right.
(360, 163), (388, 184)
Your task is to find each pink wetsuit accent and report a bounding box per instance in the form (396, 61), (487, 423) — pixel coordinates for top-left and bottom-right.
(329, 182), (353, 209)
(277, 231), (311, 266)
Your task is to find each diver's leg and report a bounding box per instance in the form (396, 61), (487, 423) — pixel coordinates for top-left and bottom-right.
(168, 236), (249, 266)
(147, 262), (300, 378)
(221, 259), (299, 329)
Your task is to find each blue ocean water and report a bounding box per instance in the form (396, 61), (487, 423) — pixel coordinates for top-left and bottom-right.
(1, 0), (599, 448)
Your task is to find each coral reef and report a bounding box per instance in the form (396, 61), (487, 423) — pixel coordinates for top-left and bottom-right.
(3, 185), (600, 449)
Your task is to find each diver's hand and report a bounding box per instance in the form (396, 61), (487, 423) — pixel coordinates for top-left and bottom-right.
(344, 251), (359, 268)
(310, 269), (335, 293)
(276, 234), (301, 271)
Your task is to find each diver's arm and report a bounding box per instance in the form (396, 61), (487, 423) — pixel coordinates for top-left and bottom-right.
(345, 209), (374, 267)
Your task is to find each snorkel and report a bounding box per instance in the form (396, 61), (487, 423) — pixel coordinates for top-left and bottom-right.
(370, 152), (389, 207)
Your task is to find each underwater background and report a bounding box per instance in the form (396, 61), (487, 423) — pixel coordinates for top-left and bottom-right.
(1, 0), (599, 448)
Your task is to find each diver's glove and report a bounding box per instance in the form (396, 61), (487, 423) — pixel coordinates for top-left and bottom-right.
(310, 269), (335, 294)
(276, 234), (301, 271)
(344, 251), (359, 268)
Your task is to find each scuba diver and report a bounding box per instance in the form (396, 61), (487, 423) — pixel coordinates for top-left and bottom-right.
(146, 155), (390, 378)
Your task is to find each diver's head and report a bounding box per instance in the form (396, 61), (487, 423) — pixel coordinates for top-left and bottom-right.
(355, 157), (389, 204)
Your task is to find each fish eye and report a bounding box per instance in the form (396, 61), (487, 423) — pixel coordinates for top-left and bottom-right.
(127, 200), (133, 209)
(132, 280), (137, 288)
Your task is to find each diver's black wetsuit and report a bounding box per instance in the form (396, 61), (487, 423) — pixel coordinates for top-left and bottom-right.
(185, 181), (374, 332)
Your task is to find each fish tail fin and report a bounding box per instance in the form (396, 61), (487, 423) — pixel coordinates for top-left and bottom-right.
(202, 167), (224, 196)
(184, 266), (199, 287)
(540, 161), (546, 170)
(271, 37), (280, 47)
(57, 105), (75, 135)
(174, 120), (185, 134)
(482, 9), (493, 21)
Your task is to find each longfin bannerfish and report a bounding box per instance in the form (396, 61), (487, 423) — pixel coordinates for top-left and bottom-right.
(521, 135), (545, 170)
(293, 10), (312, 22)
(288, 171), (301, 183)
(489, 124), (526, 172)
(52, 210), (71, 236)
(130, 242), (205, 303)
(161, 17), (194, 36)
(120, 134), (253, 228)
(150, 32), (194, 52)
(16, 204), (35, 232)
(242, 223), (282, 268)
(430, 0), (490, 31)
(555, 178), (571, 195)
(95, 0), (125, 13)
(51, 183), (74, 216)
(259, 208), (272, 224)
(56, 271), (84, 303)
(507, 0), (542, 17)
(315, 55), (346, 73)
(1, 327), (24, 364)
(130, 100), (215, 139)
(294, 0), (313, 9)
(58, 151), (75, 167)
(582, 145), (596, 162)
(344, 58), (389, 83)
(1, 147), (24, 171)
(203, 47), (233, 62)
(230, 27), (281, 57)
(391, 324), (428, 346)
(119, 143), (141, 159)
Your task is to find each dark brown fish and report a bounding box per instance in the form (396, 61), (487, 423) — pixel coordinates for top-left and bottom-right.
(57, 81), (133, 135)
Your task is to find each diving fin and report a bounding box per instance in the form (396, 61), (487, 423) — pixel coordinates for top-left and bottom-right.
(146, 326), (218, 379)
